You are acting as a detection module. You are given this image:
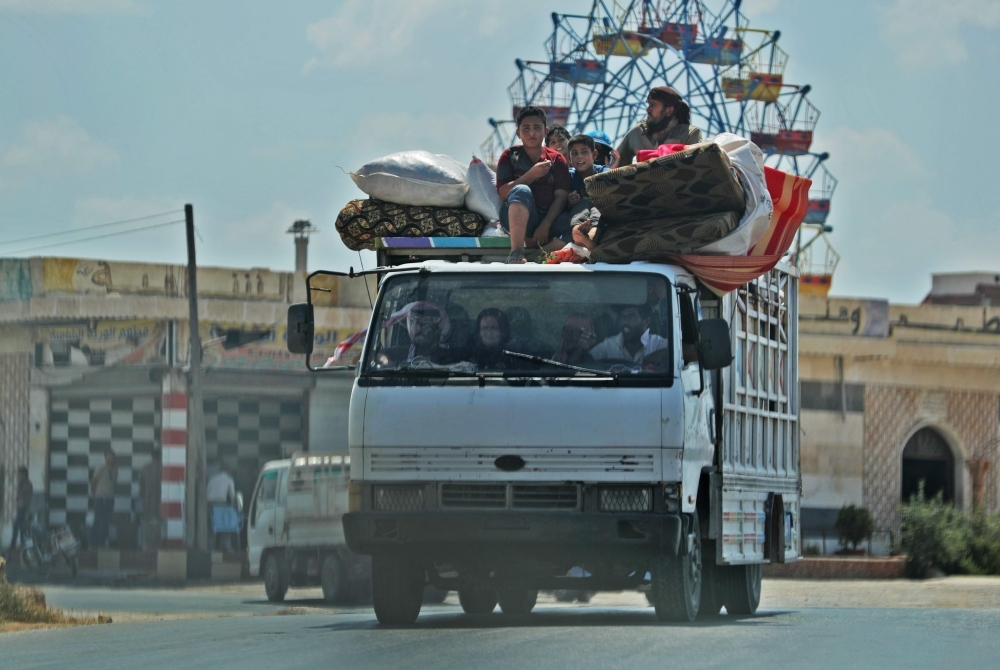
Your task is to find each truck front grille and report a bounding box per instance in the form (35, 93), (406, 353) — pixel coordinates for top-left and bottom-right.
(440, 484), (506, 509)
(373, 486), (424, 511)
(512, 485), (579, 510)
(599, 487), (653, 513)
(439, 483), (580, 511)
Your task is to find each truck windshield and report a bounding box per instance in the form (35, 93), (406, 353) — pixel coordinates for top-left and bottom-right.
(363, 271), (672, 378)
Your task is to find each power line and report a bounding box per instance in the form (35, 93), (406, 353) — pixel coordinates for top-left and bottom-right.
(4, 219), (186, 255)
(0, 209), (184, 248)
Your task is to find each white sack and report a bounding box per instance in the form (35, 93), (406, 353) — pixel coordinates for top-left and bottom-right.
(697, 133), (773, 256)
(465, 156), (502, 222)
(350, 150), (469, 208)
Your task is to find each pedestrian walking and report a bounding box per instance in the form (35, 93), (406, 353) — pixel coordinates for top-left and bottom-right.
(207, 463), (237, 552)
(90, 450), (118, 548)
(6, 466), (33, 554)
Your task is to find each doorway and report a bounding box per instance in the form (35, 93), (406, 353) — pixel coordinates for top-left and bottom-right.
(901, 428), (954, 503)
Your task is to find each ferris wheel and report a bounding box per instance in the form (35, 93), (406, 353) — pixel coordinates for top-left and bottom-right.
(481, 0), (839, 288)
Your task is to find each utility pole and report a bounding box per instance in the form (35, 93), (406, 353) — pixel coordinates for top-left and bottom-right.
(184, 204), (208, 551)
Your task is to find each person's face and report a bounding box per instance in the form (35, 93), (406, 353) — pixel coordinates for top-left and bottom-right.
(479, 316), (503, 348)
(516, 117), (546, 149)
(547, 134), (569, 159)
(620, 308), (648, 342)
(646, 99), (674, 124)
(17, 470), (26, 482)
(647, 279), (667, 302)
(408, 310), (442, 348)
(569, 144), (595, 173)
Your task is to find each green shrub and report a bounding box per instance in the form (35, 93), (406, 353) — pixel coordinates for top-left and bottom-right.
(900, 491), (969, 577)
(961, 512), (1000, 575)
(834, 504), (874, 551)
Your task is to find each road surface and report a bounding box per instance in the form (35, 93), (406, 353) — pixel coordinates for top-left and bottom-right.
(3, 580), (999, 669)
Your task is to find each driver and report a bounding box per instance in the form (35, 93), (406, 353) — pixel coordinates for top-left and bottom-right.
(590, 304), (670, 366)
(377, 301), (454, 366)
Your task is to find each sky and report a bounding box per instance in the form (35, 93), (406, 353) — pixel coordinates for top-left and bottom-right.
(1, 0), (998, 303)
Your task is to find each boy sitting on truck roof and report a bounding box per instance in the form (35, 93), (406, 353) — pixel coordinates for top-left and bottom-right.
(566, 134), (609, 212)
(496, 106), (572, 264)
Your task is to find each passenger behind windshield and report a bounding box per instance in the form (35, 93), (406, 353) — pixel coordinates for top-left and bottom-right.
(552, 313), (596, 365)
(469, 308), (513, 370)
(590, 304), (670, 366)
(374, 301), (455, 367)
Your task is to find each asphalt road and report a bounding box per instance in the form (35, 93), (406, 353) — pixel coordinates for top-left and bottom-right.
(4, 604), (1000, 669)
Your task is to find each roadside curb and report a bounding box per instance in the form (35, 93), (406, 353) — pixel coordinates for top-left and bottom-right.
(4, 549), (247, 582)
(763, 556), (906, 580)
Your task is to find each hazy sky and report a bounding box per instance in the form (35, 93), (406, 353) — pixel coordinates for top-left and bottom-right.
(1, 0), (998, 303)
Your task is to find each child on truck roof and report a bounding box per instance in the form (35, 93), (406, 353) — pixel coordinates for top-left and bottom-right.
(496, 106), (573, 264)
(565, 134), (607, 248)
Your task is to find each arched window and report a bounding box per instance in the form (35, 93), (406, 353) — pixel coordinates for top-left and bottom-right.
(901, 428), (954, 503)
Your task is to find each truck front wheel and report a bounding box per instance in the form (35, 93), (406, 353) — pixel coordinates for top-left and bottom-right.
(721, 563), (761, 615)
(651, 514), (702, 622)
(371, 553), (424, 625)
(263, 553), (289, 602)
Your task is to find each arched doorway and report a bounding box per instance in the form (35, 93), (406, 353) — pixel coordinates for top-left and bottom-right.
(901, 428), (954, 503)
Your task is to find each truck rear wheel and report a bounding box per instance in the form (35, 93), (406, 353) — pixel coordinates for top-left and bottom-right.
(458, 584), (498, 614)
(651, 515), (702, 622)
(371, 553), (424, 625)
(321, 554), (348, 604)
(497, 588), (538, 616)
(263, 553), (289, 602)
(721, 563), (761, 615)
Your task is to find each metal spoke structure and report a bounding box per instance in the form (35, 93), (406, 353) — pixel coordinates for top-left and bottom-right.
(481, 1), (840, 285)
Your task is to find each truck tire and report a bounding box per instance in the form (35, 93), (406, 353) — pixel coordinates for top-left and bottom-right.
(651, 514), (702, 622)
(721, 563), (761, 615)
(458, 584), (497, 614)
(497, 588), (538, 616)
(698, 540), (724, 617)
(371, 553), (424, 625)
(263, 553), (290, 602)
(321, 554), (348, 604)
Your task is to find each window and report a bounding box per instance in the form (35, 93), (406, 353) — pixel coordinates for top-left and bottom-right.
(254, 470), (279, 524)
(363, 272), (673, 380)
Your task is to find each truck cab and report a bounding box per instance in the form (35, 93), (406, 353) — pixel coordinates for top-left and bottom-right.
(288, 256), (801, 624)
(247, 454), (369, 603)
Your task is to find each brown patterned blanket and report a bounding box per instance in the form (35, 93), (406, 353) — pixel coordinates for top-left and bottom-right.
(336, 198), (485, 251)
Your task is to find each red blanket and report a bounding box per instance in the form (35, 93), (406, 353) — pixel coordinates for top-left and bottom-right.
(667, 166), (811, 295)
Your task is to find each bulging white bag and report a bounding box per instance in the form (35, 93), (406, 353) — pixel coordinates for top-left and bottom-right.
(698, 133), (773, 256)
(464, 156), (502, 222)
(350, 151), (468, 208)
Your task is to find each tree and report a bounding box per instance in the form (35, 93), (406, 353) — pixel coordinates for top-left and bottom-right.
(834, 505), (874, 552)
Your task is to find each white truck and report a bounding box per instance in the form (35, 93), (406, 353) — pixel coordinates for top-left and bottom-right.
(287, 253), (800, 624)
(247, 453), (370, 603)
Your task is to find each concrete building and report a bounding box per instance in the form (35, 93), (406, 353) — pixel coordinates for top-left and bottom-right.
(0, 255), (372, 552)
(798, 281), (1000, 552)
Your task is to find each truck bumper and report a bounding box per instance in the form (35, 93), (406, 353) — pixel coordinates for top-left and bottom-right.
(342, 511), (683, 560)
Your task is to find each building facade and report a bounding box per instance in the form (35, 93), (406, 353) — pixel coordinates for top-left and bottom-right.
(0, 256), (372, 550)
(798, 285), (1000, 550)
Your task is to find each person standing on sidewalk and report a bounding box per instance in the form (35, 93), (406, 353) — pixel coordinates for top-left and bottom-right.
(89, 450), (118, 548)
(6, 467), (33, 554)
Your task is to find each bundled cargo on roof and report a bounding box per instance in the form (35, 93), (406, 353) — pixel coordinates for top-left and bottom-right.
(336, 198), (484, 252)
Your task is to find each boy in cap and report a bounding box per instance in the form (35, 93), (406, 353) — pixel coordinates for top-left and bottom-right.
(617, 86), (703, 165)
(496, 106), (573, 263)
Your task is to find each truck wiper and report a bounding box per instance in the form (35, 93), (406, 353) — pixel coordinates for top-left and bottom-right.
(502, 351), (616, 378)
(376, 362), (501, 378)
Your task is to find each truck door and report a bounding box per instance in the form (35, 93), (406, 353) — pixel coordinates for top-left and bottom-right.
(677, 282), (715, 514)
(248, 469), (280, 572)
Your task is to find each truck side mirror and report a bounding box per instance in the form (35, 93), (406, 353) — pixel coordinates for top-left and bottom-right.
(697, 318), (733, 370)
(287, 303), (314, 355)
